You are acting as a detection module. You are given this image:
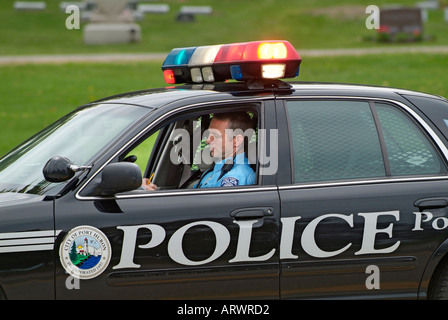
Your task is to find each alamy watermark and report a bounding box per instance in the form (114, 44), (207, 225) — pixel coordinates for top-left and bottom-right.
(169, 123), (278, 176)
(65, 5), (80, 30)
(65, 273), (81, 290)
(65, 4), (382, 32)
(365, 265), (380, 290)
(365, 5), (380, 30)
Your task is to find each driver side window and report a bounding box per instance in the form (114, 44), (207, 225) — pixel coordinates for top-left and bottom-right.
(123, 105), (259, 191)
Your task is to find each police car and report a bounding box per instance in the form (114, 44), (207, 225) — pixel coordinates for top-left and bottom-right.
(2, 40), (448, 300)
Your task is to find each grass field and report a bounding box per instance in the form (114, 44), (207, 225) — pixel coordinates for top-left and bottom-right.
(0, 0), (447, 55)
(0, 0), (447, 156)
(1, 52), (447, 156)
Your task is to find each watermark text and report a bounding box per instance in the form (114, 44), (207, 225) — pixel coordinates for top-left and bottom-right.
(65, 5), (80, 30)
(365, 5), (380, 30)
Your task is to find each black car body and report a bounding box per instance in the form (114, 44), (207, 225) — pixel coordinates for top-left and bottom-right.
(2, 41), (448, 300)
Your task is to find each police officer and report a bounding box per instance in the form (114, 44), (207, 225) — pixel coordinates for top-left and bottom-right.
(195, 111), (256, 188)
(143, 111), (256, 190)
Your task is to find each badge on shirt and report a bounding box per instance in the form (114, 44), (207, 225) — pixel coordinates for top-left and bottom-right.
(220, 177), (239, 187)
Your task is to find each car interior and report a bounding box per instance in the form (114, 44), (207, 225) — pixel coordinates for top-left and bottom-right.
(120, 105), (259, 191)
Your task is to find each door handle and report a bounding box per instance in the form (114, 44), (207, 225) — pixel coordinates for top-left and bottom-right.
(230, 207), (273, 219)
(414, 198), (448, 210)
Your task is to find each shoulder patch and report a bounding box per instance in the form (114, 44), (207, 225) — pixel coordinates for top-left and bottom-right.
(220, 177), (239, 187)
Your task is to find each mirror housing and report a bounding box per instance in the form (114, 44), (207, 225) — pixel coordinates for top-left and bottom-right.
(43, 156), (76, 182)
(44, 157), (142, 196)
(43, 156), (93, 183)
(100, 162), (142, 196)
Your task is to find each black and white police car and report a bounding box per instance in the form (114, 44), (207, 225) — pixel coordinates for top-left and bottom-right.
(2, 40), (448, 300)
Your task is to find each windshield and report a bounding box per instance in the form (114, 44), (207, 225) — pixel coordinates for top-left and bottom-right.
(0, 103), (151, 195)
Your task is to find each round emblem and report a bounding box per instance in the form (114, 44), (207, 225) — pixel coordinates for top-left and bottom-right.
(60, 226), (112, 280)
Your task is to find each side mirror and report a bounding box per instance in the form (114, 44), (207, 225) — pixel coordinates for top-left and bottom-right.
(43, 156), (92, 183)
(100, 162), (142, 196)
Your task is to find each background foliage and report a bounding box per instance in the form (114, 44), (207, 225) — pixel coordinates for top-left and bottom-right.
(0, 0), (447, 155)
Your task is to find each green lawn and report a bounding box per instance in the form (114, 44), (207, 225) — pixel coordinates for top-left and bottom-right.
(299, 53), (448, 96)
(1, 52), (447, 156)
(0, 0), (447, 55)
(1, 0), (447, 156)
(0, 61), (165, 154)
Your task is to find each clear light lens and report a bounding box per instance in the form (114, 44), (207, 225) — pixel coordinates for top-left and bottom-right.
(189, 45), (221, 66)
(262, 64), (286, 79)
(190, 68), (203, 83)
(202, 67), (215, 82)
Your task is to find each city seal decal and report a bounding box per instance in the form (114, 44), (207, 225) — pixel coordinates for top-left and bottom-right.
(60, 226), (112, 280)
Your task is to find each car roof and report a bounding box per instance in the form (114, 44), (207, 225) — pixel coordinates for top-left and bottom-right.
(291, 82), (445, 97)
(89, 81), (447, 109)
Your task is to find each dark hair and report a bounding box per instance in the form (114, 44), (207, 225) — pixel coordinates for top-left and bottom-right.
(212, 111), (256, 132)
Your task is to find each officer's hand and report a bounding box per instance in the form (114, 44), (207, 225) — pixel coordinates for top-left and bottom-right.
(142, 178), (158, 191)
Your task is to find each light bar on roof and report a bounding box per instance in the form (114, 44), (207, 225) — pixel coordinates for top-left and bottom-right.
(161, 40), (302, 84)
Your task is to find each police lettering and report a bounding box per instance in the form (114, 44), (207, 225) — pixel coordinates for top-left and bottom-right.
(169, 221), (230, 266)
(112, 210), (411, 269)
(413, 211), (448, 231)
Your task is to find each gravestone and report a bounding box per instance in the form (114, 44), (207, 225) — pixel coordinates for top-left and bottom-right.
(14, 1), (46, 10)
(59, 1), (87, 11)
(83, 0), (141, 44)
(89, 0), (133, 23)
(138, 4), (169, 14)
(379, 7), (423, 41)
(176, 6), (212, 22)
(416, 0), (439, 22)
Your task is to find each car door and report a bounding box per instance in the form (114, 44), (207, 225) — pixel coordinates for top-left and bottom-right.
(277, 97), (448, 299)
(0, 196), (55, 299)
(55, 99), (281, 299)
